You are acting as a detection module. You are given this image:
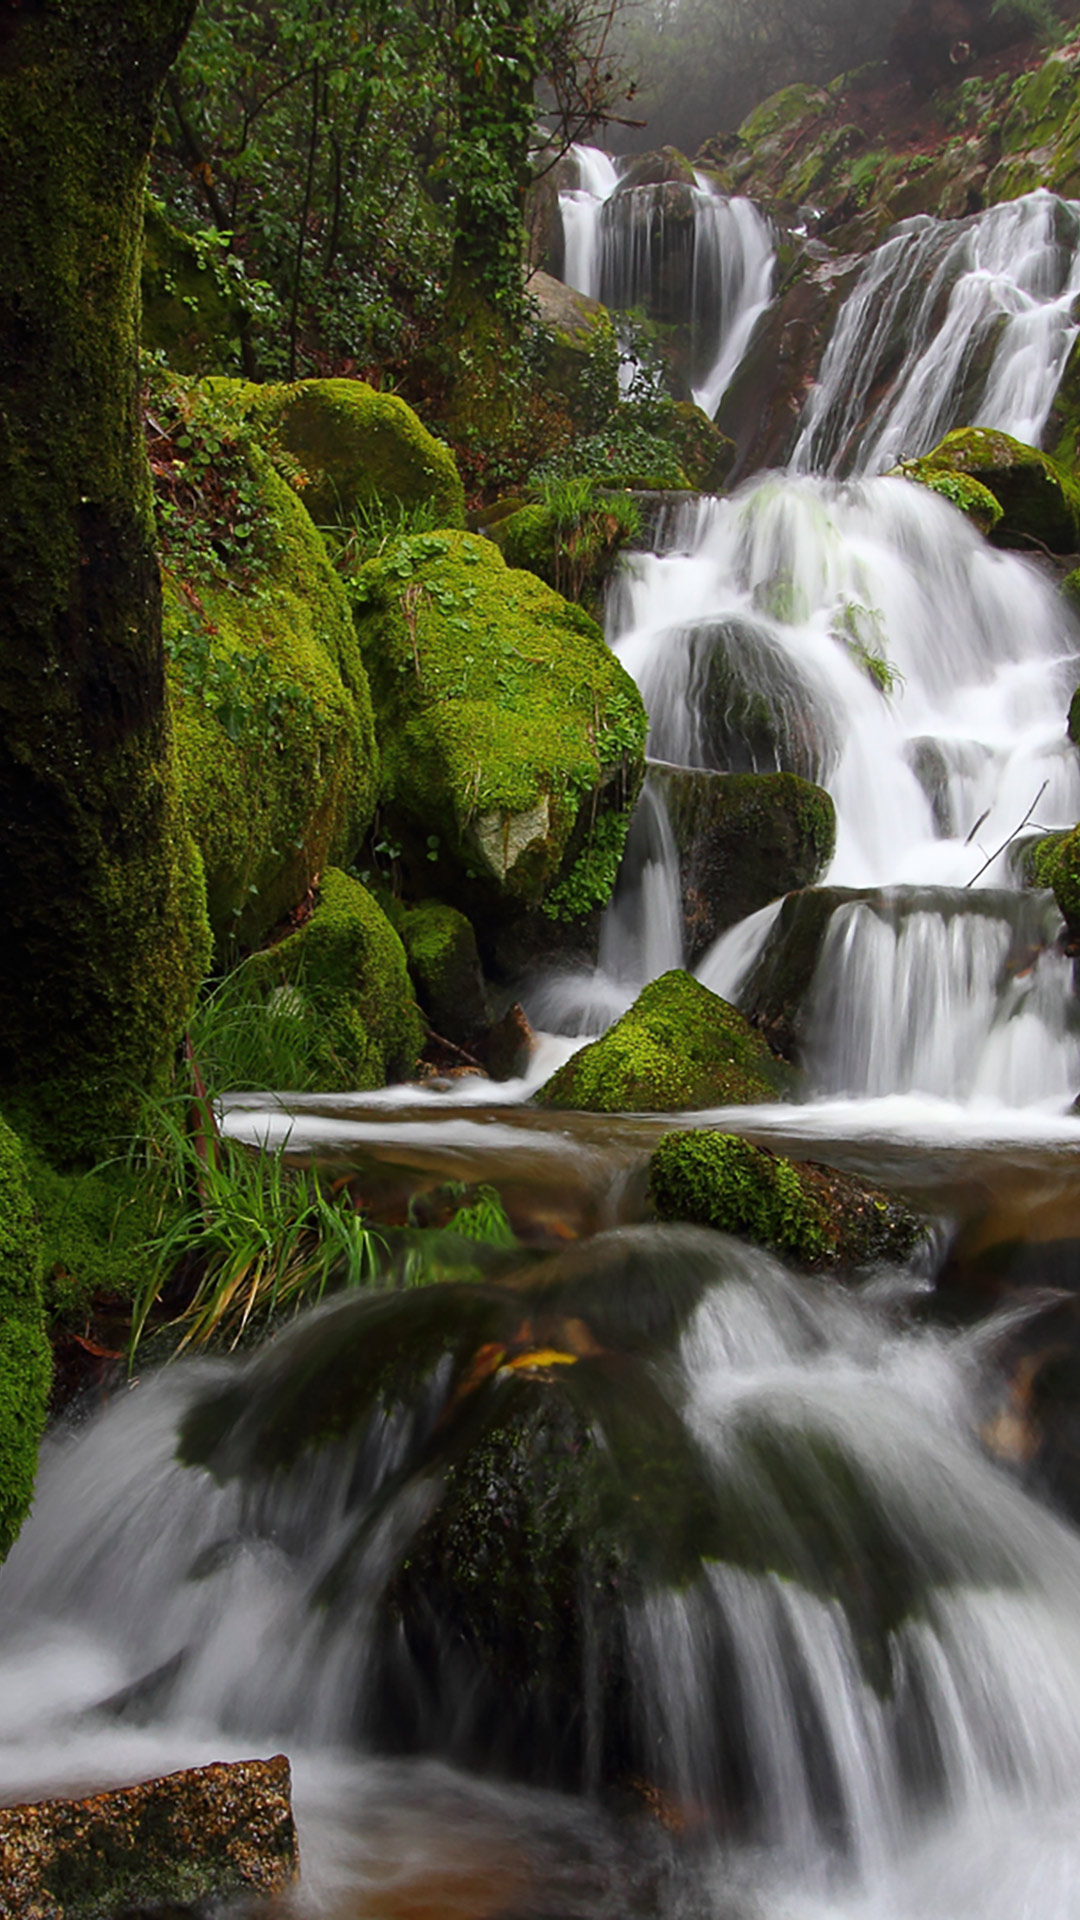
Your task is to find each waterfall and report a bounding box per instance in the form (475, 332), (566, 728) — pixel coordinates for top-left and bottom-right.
(791, 190), (1080, 476)
(556, 146), (775, 415)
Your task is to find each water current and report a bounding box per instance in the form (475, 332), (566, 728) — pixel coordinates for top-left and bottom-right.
(5, 158), (1080, 1920)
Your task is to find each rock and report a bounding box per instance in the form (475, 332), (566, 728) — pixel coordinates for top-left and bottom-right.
(649, 1130), (927, 1271)
(666, 402), (736, 491)
(398, 901), (490, 1046)
(536, 970), (795, 1111)
(161, 384), (378, 952)
(0, 1116), (51, 1564)
(739, 886), (868, 1061)
(484, 1001), (536, 1082)
(612, 147), (697, 194)
(245, 867), (424, 1092)
(0, 1754), (297, 1918)
(493, 489), (642, 617)
(901, 427), (1080, 553)
(529, 271), (617, 419)
(648, 764), (836, 965)
(715, 254), (853, 481)
(894, 461), (1004, 534)
(235, 375), (466, 529)
(659, 613), (839, 783)
(348, 530), (646, 943)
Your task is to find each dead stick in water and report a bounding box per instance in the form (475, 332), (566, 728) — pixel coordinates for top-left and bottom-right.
(965, 780), (1048, 887)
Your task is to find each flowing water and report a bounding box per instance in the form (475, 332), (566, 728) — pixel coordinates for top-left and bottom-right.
(6, 166), (1080, 1920)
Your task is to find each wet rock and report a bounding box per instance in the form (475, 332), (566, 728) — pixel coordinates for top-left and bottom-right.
(484, 1001), (536, 1082)
(536, 969), (795, 1112)
(398, 900), (490, 1047)
(649, 1130), (928, 1272)
(681, 614), (840, 783)
(740, 886), (870, 1061)
(715, 253), (855, 482)
(0, 1755), (297, 1918)
(528, 270), (615, 416)
(648, 764), (836, 966)
(612, 147), (697, 194)
(901, 427), (1080, 553)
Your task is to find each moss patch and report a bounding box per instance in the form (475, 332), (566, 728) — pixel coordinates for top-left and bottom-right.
(238, 377), (465, 530)
(245, 867), (423, 1090)
(898, 428), (1080, 553)
(0, 1117), (51, 1562)
(895, 461), (1004, 534)
(649, 1129), (925, 1271)
(537, 970), (794, 1112)
(349, 530), (646, 918)
(398, 902), (489, 1044)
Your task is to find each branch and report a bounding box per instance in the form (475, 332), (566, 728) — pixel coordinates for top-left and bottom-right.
(965, 780), (1049, 887)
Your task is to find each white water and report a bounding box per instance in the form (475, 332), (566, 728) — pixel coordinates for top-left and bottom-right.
(792, 190), (1080, 475)
(557, 144), (775, 415)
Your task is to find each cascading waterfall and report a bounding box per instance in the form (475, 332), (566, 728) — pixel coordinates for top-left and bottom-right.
(791, 189), (1080, 476)
(556, 145), (775, 415)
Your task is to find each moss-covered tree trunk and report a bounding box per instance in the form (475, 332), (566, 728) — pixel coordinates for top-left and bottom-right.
(0, 0), (209, 1159)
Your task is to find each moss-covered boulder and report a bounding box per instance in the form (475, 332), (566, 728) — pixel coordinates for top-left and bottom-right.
(667, 402), (736, 492)
(141, 198), (252, 376)
(649, 765), (836, 965)
(894, 460), (1004, 535)
(901, 428), (1080, 553)
(1031, 824), (1080, 935)
(159, 389), (379, 952)
(243, 868), (423, 1091)
(529, 272), (618, 421)
(397, 901), (489, 1046)
(348, 531), (646, 937)
(239, 377), (465, 530)
(493, 487), (641, 617)
(537, 971), (794, 1112)
(0, 1118), (51, 1563)
(649, 1130), (925, 1271)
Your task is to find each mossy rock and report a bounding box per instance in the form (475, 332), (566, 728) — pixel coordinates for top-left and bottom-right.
(0, 1116), (51, 1562)
(666, 402), (736, 492)
(493, 490), (642, 617)
(165, 422), (378, 952)
(141, 198), (250, 376)
(398, 901), (489, 1045)
(245, 867), (423, 1090)
(1031, 823), (1080, 933)
(737, 83), (830, 154)
(648, 765), (836, 966)
(529, 273), (617, 419)
(902, 428), (1080, 553)
(348, 531), (646, 928)
(612, 147), (697, 193)
(25, 1149), (162, 1324)
(536, 970), (795, 1112)
(236, 377), (465, 530)
(894, 461), (1004, 535)
(649, 1130), (925, 1272)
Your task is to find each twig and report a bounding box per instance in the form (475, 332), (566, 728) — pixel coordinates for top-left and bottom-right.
(965, 780), (1048, 887)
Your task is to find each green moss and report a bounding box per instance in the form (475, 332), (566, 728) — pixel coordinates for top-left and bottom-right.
(737, 83), (829, 150)
(904, 428), (1080, 552)
(896, 462), (1004, 534)
(239, 377), (465, 530)
(246, 867), (423, 1090)
(140, 196), (250, 375)
(162, 401), (378, 952)
(0, 1117), (51, 1562)
(1034, 822), (1080, 931)
(537, 970), (794, 1112)
(398, 901), (489, 1042)
(649, 1129), (923, 1270)
(349, 531), (646, 913)
(0, 5), (212, 1159)
(24, 1149), (162, 1323)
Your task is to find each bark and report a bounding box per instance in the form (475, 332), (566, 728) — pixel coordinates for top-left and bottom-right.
(0, 0), (209, 1158)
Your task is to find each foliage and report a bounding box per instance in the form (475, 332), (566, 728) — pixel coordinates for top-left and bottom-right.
(0, 1116), (51, 1563)
(129, 1101), (386, 1355)
(829, 599), (904, 696)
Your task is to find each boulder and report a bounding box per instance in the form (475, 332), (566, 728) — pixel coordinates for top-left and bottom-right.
(159, 384), (378, 952)
(348, 531), (647, 941)
(398, 900), (490, 1046)
(651, 613), (839, 783)
(900, 428), (1080, 553)
(739, 886), (867, 1061)
(648, 764), (836, 965)
(894, 461), (1003, 534)
(0, 1116), (51, 1563)
(612, 147), (697, 194)
(235, 375), (465, 529)
(529, 272), (618, 420)
(0, 1755), (297, 1918)
(244, 867), (424, 1091)
(649, 1130), (927, 1271)
(536, 970), (795, 1111)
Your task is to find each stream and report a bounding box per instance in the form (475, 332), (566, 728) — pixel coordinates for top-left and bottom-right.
(5, 156), (1080, 1918)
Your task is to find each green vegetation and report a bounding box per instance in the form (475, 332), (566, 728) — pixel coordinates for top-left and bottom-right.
(495, 478), (642, 613)
(903, 428), (1080, 553)
(649, 1129), (924, 1270)
(537, 970), (795, 1111)
(895, 463), (1005, 536)
(0, 1118), (52, 1562)
(346, 530), (646, 915)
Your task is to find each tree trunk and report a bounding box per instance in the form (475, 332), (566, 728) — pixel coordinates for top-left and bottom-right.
(0, 0), (209, 1159)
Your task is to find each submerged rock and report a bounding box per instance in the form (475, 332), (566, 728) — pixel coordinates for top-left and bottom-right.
(649, 1130), (927, 1271)
(0, 1754), (297, 1918)
(649, 764), (836, 964)
(536, 970), (795, 1111)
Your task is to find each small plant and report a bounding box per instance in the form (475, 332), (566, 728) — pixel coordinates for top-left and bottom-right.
(830, 598), (904, 697)
(326, 494), (443, 575)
